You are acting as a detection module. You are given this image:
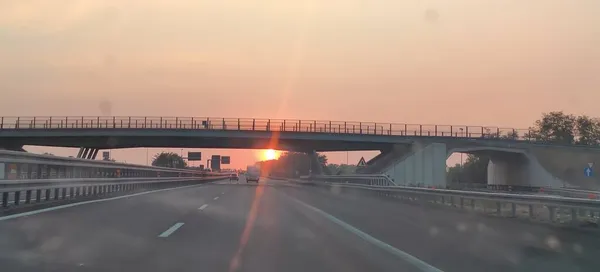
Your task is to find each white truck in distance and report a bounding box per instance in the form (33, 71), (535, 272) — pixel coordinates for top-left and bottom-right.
(246, 166), (261, 183)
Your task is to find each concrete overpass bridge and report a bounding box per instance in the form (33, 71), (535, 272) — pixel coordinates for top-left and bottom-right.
(1, 116), (599, 190)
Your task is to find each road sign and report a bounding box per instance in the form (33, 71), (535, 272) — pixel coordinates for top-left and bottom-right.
(221, 156), (231, 164)
(584, 167), (593, 177)
(589, 162), (594, 168)
(357, 157), (366, 167)
(102, 151), (110, 160)
(188, 152), (202, 161)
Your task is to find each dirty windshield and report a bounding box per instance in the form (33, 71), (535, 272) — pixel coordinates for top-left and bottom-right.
(1, 1), (599, 272)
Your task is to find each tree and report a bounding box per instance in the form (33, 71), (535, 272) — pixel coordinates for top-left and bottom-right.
(575, 115), (600, 145)
(152, 152), (187, 169)
(326, 164), (357, 175)
(527, 111), (576, 144)
(256, 152), (328, 177)
(446, 154), (489, 184)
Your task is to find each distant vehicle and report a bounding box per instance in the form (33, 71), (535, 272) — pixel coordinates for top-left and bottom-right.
(246, 166), (260, 183)
(230, 173), (239, 181)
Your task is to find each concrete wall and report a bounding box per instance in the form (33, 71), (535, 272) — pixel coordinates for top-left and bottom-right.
(383, 143), (447, 187)
(530, 146), (600, 190)
(486, 152), (562, 187)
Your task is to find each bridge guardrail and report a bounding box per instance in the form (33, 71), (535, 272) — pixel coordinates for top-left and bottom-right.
(0, 116), (531, 141)
(296, 179), (600, 226)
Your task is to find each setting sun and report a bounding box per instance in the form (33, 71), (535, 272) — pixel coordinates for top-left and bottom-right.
(263, 149), (279, 161)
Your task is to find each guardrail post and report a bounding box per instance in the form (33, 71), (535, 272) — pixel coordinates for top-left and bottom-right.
(238, 119), (241, 130)
(571, 208), (577, 222)
(511, 203), (516, 217)
(0, 116), (3, 129)
(2, 192), (8, 207)
(267, 119), (270, 131)
(25, 190), (32, 204)
(36, 189), (41, 203)
(54, 188), (59, 200)
(45, 189), (50, 201)
(97, 117), (100, 128)
(496, 202), (501, 215)
(548, 206), (556, 222)
(470, 199), (475, 210)
(252, 119), (255, 130)
(69, 187), (74, 198)
(14, 191), (20, 205)
(61, 188), (67, 199)
(75, 187), (80, 197)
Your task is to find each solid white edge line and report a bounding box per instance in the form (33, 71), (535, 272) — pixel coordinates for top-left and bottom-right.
(0, 184), (208, 221)
(198, 204), (209, 210)
(158, 222), (185, 238)
(284, 194), (444, 272)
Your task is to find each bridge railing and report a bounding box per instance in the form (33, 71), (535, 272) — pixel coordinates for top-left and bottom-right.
(0, 116), (531, 140)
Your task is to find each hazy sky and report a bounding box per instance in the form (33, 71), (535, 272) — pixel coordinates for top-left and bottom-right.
(2, 0), (600, 168)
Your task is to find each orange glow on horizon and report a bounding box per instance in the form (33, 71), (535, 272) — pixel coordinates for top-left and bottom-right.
(263, 149), (279, 161)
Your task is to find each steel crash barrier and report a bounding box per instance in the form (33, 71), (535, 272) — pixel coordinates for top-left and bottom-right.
(296, 177), (600, 226)
(0, 150), (206, 180)
(301, 174), (397, 186)
(0, 150), (230, 210)
(0, 176), (228, 210)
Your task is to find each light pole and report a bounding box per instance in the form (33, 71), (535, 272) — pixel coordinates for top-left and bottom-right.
(346, 150), (349, 165)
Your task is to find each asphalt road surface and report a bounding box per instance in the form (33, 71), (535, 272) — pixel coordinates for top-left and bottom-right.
(1, 177), (599, 272)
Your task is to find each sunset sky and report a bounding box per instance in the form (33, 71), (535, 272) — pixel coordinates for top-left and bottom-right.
(2, 1), (599, 168)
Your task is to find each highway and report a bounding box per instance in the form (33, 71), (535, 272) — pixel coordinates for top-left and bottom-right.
(1, 177), (599, 272)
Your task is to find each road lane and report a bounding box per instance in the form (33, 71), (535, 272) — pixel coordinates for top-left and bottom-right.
(0, 183), (226, 271)
(1, 178), (599, 271)
(273, 180), (600, 272)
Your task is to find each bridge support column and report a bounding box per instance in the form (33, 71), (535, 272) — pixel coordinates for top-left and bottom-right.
(77, 148), (99, 160)
(89, 149), (99, 160)
(382, 142), (447, 187)
(79, 148), (89, 159)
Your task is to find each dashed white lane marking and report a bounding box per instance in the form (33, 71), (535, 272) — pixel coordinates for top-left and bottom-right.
(214, 196), (219, 200)
(198, 204), (209, 210)
(158, 222), (185, 238)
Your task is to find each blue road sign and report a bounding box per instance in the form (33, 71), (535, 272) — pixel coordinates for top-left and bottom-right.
(584, 167), (593, 177)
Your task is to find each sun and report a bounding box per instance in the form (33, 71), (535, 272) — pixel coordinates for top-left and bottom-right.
(264, 149), (278, 160)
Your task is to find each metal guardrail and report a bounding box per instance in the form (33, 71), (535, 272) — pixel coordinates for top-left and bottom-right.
(0, 149), (201, 174)
(0, 116), (530, 140)
(1, 176), (228, 210)
(302, 181), (600, 225)
(303, 174), (397, 186)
